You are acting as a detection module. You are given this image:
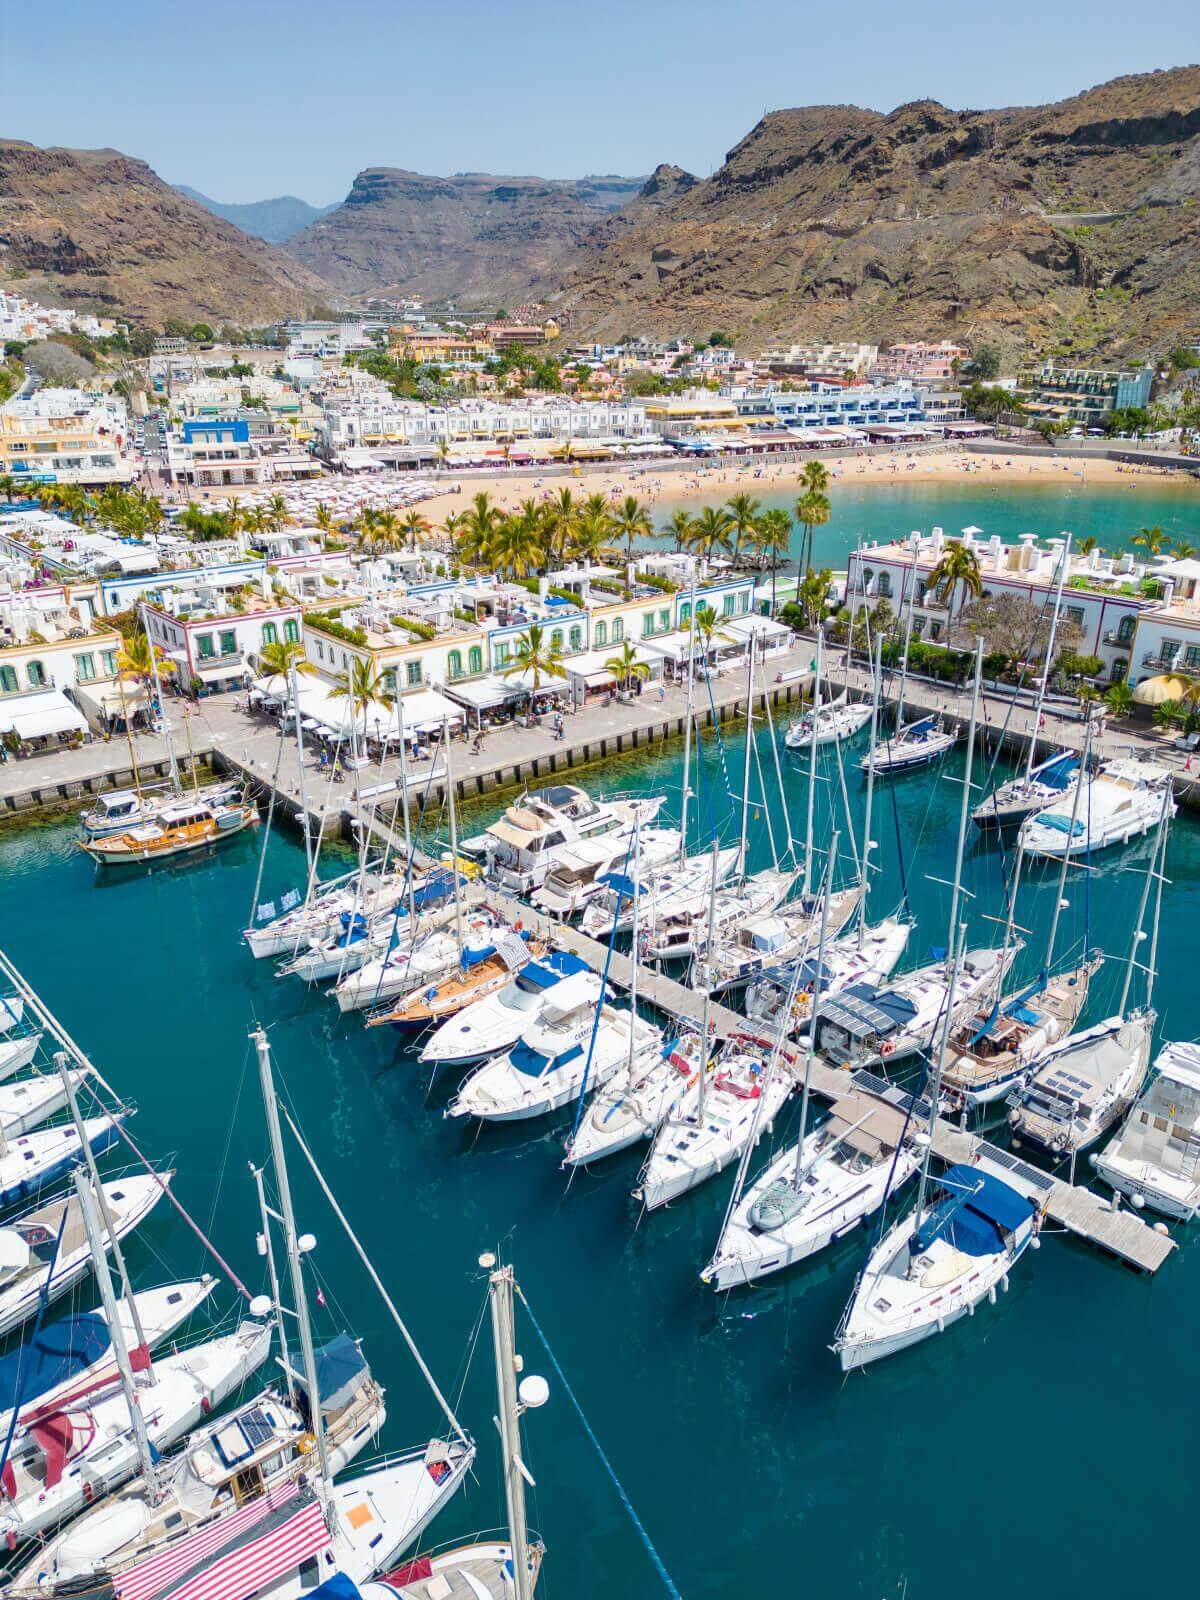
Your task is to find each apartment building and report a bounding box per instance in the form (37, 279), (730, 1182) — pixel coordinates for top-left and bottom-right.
(1020, 361), (1154, 425)
(0, 390), (137, 486)
(871, 342), (965, 384)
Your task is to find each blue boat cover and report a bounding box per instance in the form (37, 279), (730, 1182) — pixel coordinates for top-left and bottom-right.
(460, 943), (496, 970)
(309, 1577), (362, 1600)
(915, 1164), (1033, 1256)
(510, 1040), (583, 1077)
(296, 1333), (370, 1414)
(1040, 813), (1085, 837)
(599, 871), (637, 900)
(904, 716), (936, 739)
(1035, 751), (1079, 791)
(0, 1309), (111, 1414)
(412, 870), (460, 909)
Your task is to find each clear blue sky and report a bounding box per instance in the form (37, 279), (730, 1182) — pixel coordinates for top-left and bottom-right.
(2, 0), (1195, 203)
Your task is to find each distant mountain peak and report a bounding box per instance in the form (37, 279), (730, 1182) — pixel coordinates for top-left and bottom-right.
(173, 186), (338, 244)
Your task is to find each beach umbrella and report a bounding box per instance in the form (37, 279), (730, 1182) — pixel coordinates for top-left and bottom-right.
(1132, 673), (1191, 706)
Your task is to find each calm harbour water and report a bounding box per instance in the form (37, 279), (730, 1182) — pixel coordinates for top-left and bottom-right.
(2, 480), (1200, 1599)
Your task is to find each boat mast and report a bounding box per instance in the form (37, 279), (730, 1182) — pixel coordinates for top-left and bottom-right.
(678, 567), (698, 867)
(444, 718), (464, 956)
(1144, 791), (1171, 1009)
(395, 692), (418, 927)
(857, 635), (883, 949)
(485, 1256), (534, 1600)
(803, 626), (823, 898)
(1120, 788), (1171, 1017)
(54, 1051), (151, 1364)
(139, 601), (179, 796)
(738, 632), (756, 883)
(73, 1169), (159, 1500)
(944, 639), (983, 977)
(252, 1026), (332, 1498)
(114, 670), (144, 804)
(250, 1159), (293, 1405)
(916, 921), (966, 1221)
(695, 837), (720, 1125)
(1043, 714), (1092, 974)
(290, 655), (314, 880)
(1024, 533), (1072, 787)
(627, 816), (641, 1079)
(793, 835), (838, 1187)
(893, 573), (917, 734)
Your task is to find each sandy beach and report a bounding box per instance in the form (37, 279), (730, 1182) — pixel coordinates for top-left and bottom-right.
(411, 442), (1192, 525)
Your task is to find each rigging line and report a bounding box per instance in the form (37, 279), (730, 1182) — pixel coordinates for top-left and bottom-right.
(0, 946), (254, 1300)
(746, 706), (780, 869)
(757, 664), (797, 863)
(514, 1283), (684, 1600)
(198, 1039), (250, 1283)
(569, 829), (636, 1145)
(246, 714), (288, 929)
(279, 1103), (471, 1448)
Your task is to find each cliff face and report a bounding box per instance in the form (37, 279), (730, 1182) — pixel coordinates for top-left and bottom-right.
(550, 67), (1200, 357)
(0, 141), (329, 325)
(286, 168), (645, 306)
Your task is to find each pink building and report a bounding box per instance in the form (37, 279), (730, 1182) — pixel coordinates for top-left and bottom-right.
(872, 341), (965, 383)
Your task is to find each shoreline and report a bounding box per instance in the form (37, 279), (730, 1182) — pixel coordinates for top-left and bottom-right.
(410, 442), (1196, 524)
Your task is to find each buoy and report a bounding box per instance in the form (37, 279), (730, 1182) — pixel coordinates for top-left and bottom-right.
(1153, 1222), (1170, 1236)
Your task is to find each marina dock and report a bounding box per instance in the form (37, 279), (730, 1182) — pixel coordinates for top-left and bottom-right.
(479, 889), (1177, 1274)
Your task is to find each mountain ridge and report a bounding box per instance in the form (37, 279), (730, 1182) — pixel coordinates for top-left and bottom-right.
(173, 185), (338, 243)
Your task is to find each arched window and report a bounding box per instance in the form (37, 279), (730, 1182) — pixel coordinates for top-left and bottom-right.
(447, 649), (463, 680)
(468, 645), (483, 675)
(0, 666), (17, 693)
(613, 618), (624, 642)
(876, 572), (892, 599)
(594, 620), (607, 647)
(551, 629), (563, 651)
(678, 601), (691, 626)
(1116, 615), (1136, 645)
(261, 621), (278, 646)
(284, 618), (300, 644)
(26, 660), (46, 688)
(569, 625), (582, 651)
(1112, 657), (1129, 682)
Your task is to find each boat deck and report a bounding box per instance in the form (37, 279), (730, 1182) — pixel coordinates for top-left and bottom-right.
(396, 1556), (512, 1599)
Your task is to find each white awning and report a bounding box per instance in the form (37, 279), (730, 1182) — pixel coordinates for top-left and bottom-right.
(723, 615), (793, 644)
(72, 680), (149, 724)
(0, 688), (88, 740)
(564, 644), (660, 683)
(440, 674), (527, 711)
(394, 688), (464, 733)
(196, 660), (249, 684)
(640, 628), (737, 664)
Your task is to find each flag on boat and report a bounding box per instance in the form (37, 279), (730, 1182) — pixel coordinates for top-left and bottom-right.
(256, 902), (277, 923)
(114, 1482), (327, 1600)
(281, 888), (302, 911)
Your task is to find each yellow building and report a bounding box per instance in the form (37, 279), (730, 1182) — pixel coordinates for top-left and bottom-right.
(0, 409), (136, 486)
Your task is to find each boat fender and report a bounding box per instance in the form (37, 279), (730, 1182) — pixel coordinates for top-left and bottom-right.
(988, 1285), (996, 1306)
(82, 1482), (94, 1504)
(1001, 1273), (1009, 1293)
(201, 1395), (211, 1414)
(936, 1314), (945, 1333)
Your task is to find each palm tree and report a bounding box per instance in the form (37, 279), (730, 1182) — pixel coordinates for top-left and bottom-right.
(330, 658), (393, 755)
(1103, 680), (1134, 719)
(572, 501), (618, 567)
(1173, 541), (1197, 560)
(1077, 535), (1100, 556)
(265, 493), (291, 531)
(755, 507), (792, 615)
(398, 508), (431, 551)
(725, 492), (761, 564)
(542, 488), (578, 569)
(116, 630), (177, 716)
(353, 505), (382, 548)
(605, 640), (650, 692)
(794, 487), (831, 580)
(258, 636), (314, 687)
(504, 623), (566, 694)
(456, 492), (505, 568)
(314, 503), (335, 550)
(0, 474), (19, 503)
(441, 510), (464, 551)
(929, 541), (984, 627)
(692, 603), (729, 659)
(489, 510), (543, 580)
(665, 509), (695, 553)
(685, 505), (735, 565)
(797, 567), (834, 626)
(610, 495), (653, 584)
(1133, 525), (1168, 558)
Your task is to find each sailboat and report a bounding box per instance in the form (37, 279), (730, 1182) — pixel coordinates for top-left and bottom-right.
(784, 689), (873, 749)
(532, 827), (681, 920)
(579, 846), (739, 941)
(365, 929), (543, 1034)
(1009, 789), (1168, 1157)
(82, 780), (242, 841)
(1094, 1041), (1200, 1220)
(245, 863), (411, 960)
(973, 534), (1078, 831)
(832, 927), (1042, 1370)
(0, 1029), (42, 1084)
(82, 794), (260, 865)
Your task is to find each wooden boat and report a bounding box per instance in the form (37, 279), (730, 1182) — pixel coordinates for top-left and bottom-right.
(366, 933), (546, 1033)
(82, 797), (259, 865)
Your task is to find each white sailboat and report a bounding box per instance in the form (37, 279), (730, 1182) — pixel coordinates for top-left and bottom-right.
(245, 865), (410, 960)
(1019, 756), (1175, 859)
(579, 846), (740, 941)
(1094, 1041), (1200, 1220)
(0, 1063), (90, 1139)
(784, 689), (873, 749)
(448, 991), (662, 1123)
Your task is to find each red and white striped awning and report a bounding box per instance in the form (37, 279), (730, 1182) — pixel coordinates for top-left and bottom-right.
(116, 1483), (329, 1600)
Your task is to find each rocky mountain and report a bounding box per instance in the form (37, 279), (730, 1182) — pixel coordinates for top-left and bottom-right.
(0, 140), (330, 326)
(286, 168), (645, 306)
(174, 185), (337, 243)
(551, 67), (1200, 359)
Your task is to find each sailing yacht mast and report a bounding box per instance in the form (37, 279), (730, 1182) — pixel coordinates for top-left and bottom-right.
(73, 1169), (159, 1500)
(485, 1256), (534, 1600)
(1023, 533), (1072, 786)
(915, 923), (966, 1221)
(54, 1051), (151, 1363)
(792, 835), (838, 1186)
(695, 837), (720, 1125)
(627, 817), (641, 1079)
(290, 656), (314, 880)
(252, 1026), (332, 1497)
(1119, 791), (1171, 1017)
(857, 635), (882, 950)
(678, 568), (698, 866)
(251, 1159), (293, 1404)
(443, 718), (464, 956)
(395, 692), (418, 926)
(138, 601), (179, 796)
(803, 627), (823, 897)
(893, 577), (917, 734)
(944, 639), (984, 975)
(738, 632), (756, 882)
(1042, 714), (1093, 976)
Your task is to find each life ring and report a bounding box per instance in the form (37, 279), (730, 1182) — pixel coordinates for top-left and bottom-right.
(880, 1040), (895, 1058)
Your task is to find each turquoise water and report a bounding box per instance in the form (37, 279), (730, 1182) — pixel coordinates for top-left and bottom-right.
(1, 703), (1197, 1599)
(651, 475), (1200, 572)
